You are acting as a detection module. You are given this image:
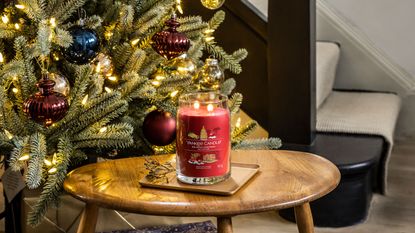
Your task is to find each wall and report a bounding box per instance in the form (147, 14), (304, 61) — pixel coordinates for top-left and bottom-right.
(320, 0), (415, 139)
(326, 0), (415, 78)
(245, 0), (415, 138)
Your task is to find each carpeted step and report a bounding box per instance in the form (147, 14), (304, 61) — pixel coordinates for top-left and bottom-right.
(316, 42), (341, 108)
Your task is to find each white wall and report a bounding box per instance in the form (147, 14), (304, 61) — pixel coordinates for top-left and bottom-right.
(245, 0), (415, 138)
(327, 0), (415, 78)
(323, 0), (415, 138)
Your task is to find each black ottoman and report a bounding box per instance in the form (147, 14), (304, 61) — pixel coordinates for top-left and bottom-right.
(280, 133), (384, 227)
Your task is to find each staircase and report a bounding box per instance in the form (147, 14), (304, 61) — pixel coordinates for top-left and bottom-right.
(186, 0), (402, 227)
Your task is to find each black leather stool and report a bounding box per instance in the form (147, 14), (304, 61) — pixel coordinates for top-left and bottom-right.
(280, 133), (384, 227)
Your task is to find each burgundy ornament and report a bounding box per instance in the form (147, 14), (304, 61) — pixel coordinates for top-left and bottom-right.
(151, 17), (190, 60)
(23, 74), (69, 127)
(143, 110), (176, 146)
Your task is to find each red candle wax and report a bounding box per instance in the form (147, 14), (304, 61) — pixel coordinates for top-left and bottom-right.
(177, 106), (230, 178)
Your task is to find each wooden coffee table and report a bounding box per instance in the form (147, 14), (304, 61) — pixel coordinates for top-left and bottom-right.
(63, 150), (340, 233)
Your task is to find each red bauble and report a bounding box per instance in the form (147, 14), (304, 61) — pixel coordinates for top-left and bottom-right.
(23, 74), (69, 127)
(151, 17), (190, 60)
(143, 110), (176, 146)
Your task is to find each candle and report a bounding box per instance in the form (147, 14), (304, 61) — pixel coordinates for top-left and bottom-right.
(176, 92), (231, 185)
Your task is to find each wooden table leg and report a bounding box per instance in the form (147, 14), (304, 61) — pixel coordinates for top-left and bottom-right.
(77, 203), (99, 233)
(294, 202), (314, 233)
(217, 217), (233, 233)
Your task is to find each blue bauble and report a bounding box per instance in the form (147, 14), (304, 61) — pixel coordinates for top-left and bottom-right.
(64, 26), (100, 65)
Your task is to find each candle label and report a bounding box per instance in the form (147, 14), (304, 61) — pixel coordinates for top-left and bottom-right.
(177, 110), (230, 178)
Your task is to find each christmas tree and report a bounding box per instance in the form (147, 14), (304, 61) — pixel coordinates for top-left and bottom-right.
(0, 0), (281, 226)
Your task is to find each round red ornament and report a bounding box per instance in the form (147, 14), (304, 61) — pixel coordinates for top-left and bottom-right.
(23, 74), (69, 127)
(143, 110), (176, 146)
(151, 17), (190, 60)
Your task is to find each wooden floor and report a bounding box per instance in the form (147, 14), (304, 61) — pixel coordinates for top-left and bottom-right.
(192, 140), (415, 233)
(1, 140), (415, 232)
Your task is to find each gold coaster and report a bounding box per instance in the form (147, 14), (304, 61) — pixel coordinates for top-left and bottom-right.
(139, 163), (260, 196)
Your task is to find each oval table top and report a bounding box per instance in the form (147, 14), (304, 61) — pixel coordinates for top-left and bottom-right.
(63, 150), (340, 217)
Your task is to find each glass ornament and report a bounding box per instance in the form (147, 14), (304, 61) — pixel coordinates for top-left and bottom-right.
(196, 58), (224, 91)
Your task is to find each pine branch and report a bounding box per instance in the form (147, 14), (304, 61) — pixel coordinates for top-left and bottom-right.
(118, 4), (135, 31)
(228, 93), (243, 115)
(233, 138), (282, 150)
(35, 20), (51, 58)
(45, 0), (59, 18)
(83, 15), (103, 29)
(112, 43), (134, 71)
(26, 132), (46, 189)
(9, 136), (30, 171)
(133, 0), (174, 35)
(208, 10), (226, 30)
(127, 81), (156, 100)
(67, 65), (93, 113)
(204, 42), (243, 74)
(140, 52), (165, 76)
(0, 132), (14, 151)
(14, 36), (38, 101)
(0, 25), (18, 39)
(231, 49), (248, 63)
(53, 28), (73, 48)
(52, 0), (87, 23)
(231, 121), (258, 145)
(18, 0), (45, 22)
(118, 72), (147, 100)
(73, 123), (134, 149)
(187, 38), (204, 61)
(70, 149), (88, 166)
(49, 93), (129, 140)
(27, 136), (72, 226)
(221, 78), (236, 96)
(0, 61), (25, 82)
(124, 48), (146, 74)
(0, 87), (32, 136)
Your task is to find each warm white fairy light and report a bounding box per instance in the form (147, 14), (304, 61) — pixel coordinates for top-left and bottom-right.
(48, 167), (57, 174)
(204, 36), (215, 42)
(235, 117), (242, 128)
(50, 18), (56, 27)
(14, 23), (20, 30)
(2, 15), (9, 24)
(203, 29), (215, 42)
(108, 76), (117, 81)
(193, 101), (200, 109)
(95, 62), (101, 73)
(207, 104), (214, 112)
(44, 159), (52, 166)
(204, 29), (215, 34)
(105, 31), (113, 39)
(53, 53), (59, 61)
(104, 87), (112, 93)
(131, 38), (140, 46)
(52, 153), (58, 165)
(170, 90), (179, 97)
(176, 0), (183, 14)
(4, 129), (13, 139)
(82, 95), (89, 105)
(0, 53), (4, 63)
(155, 74), (165, 81)
(12, 88), (18, 93)
(18, 154), (30, 161)
(13, 76), (18, 80)
(15, 5), (25, 9)
(99, 127), (107, 133)
(151, 80), (161, 86)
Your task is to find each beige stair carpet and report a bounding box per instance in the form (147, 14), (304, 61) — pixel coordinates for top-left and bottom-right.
(317, 91), (401, 194)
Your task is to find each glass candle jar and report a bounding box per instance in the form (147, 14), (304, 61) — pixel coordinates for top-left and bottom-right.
(176, 92), (231, 185)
